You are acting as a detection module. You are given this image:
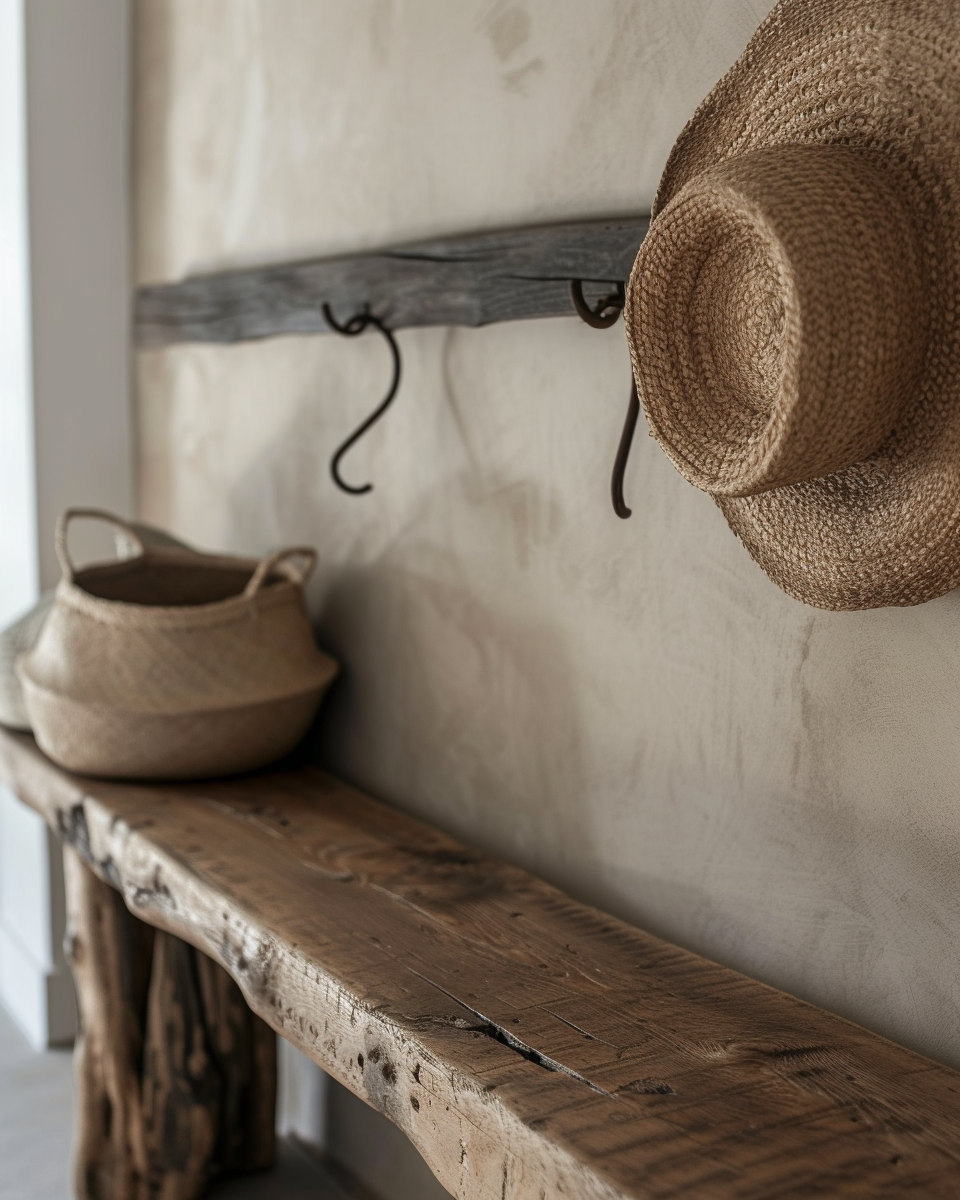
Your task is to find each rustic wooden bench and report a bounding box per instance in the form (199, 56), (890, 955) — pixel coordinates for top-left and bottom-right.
(2, 727), (959, 1200)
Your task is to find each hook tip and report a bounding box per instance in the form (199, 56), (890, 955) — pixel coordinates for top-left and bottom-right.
(330, 467), (374, 497)
(610, 380), (641, 521)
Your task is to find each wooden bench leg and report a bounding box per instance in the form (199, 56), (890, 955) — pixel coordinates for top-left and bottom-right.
(63, 846), (276, 1200)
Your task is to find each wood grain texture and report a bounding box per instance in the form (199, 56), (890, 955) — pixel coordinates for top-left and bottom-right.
(5, 730), (960, 1199)
(134, 218), (650, 347)
(65, 846), (153, 1199)
(64, 845), (275, 1200)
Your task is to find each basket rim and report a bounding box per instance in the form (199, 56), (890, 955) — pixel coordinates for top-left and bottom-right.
(56, 555), (310, 628)
(16, 658), (339, 717)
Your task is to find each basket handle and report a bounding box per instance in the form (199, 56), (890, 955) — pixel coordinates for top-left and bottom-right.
(243, 546), (317, 598)
(55, 508), (147, 582)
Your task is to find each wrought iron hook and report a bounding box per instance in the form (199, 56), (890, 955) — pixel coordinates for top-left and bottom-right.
(322, 303), (402, 496)
(611, 379), (641, 520)
(570, 278), (626, 329)
(569, 280), (638, 520)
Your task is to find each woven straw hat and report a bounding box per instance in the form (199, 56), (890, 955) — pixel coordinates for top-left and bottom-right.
(17, 510), (338, 780)
(625, 0), (960, 610)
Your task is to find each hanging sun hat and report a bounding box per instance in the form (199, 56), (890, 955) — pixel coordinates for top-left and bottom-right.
(17, 510), (339, 780)
(624, 0), (960, 610)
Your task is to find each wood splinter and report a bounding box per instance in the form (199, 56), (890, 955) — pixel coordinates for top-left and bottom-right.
(63, 846), (276, 1200)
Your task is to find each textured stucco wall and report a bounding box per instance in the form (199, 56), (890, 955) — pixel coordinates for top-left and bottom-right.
(135, 0), (960, 1087)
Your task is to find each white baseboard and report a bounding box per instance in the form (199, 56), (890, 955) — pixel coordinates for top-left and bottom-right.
(0, 785), (77, 1049)
(277, 1038), (328, 1150)
(0, 923), (75, 1049)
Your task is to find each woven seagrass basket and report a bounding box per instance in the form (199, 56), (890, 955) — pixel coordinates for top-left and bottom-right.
(17, 509), (339, 780)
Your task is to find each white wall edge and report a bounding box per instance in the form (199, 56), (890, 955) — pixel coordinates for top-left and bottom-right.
(0, 0), (133, 1049)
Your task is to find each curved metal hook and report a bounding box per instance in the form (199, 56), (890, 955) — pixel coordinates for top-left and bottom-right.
(322, 303), (401, 496)
(611, 378), (640, 520)
(569, 279), (625, 329)
(569, 280), (638, 519)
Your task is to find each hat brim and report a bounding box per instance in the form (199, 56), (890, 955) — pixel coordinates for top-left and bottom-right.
(638, 0), (960, 610)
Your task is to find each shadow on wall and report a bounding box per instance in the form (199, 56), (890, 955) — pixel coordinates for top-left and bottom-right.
(200, 315), (960, 1080)
(596, 594), (960, 1070)
(223, 441), (600, 883)
(217, 323), (608, 887)
(313, 562), (596, 866)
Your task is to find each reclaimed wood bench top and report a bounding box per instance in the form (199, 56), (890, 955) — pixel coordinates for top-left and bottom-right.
(1, 727), (959, 1200)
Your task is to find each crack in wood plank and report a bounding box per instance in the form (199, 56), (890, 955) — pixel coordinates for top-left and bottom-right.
(409, 968), (616, 1097)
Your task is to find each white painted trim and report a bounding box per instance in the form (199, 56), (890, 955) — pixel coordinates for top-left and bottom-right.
(25, 0), (135, 585)
(0, 923), (76, 1050)
(0, 0), (133, 1048)
(278, 1040), (329, 1151)
(0, 788), (75, 1049)
(0, 0), (37, 627)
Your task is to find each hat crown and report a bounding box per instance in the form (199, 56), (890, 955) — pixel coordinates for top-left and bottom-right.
(627, 144), (927, 497)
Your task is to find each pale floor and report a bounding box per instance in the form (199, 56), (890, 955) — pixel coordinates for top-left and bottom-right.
(0, 1004), (73, 1200)
(0, 1004), (357, 1200)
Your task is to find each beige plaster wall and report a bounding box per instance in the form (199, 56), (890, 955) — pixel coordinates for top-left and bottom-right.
(135, 0), (960, 1096)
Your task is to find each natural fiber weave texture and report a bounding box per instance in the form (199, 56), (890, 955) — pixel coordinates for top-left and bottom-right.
(17, 511), (338, 779)
(625, 0), (960, 610)
(0, 521), (195, 731)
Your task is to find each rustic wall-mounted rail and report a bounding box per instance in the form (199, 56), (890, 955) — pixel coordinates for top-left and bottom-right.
(135, 217), (650, 347)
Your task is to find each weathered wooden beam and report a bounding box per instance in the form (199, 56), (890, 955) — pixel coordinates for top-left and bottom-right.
(64, 845), (276, 1200)
(5, 728), (960, 1199)
(134, 217), (650, 347)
